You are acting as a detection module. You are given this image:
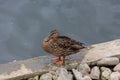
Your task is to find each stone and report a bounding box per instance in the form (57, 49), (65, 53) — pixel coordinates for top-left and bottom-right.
(28, 76), (39, 80)
(90, 66), (100, 79)
(49, 71), (57, 80)
(72, 69), (82, 80)
(77, 63), (90, 75)
(72, 69), (92, 80)
(101, 67), (111, 72)
(97, 57), (119, 66)
(40, 73), (53, 80)
(83, 76), (92, 80)
(110, 72), (120, 80)
(82, 39), (120, 63)
(101, 67), (112, 80)
(113, 63), (120, 72)
(56, 68), (73, 80)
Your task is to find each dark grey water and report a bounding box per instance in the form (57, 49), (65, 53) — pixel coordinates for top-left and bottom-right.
(0, 0), (120, 64)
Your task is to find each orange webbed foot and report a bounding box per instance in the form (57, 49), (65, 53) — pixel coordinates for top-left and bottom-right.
(52, 57), (65, 66)
(56, 58), (64, 66)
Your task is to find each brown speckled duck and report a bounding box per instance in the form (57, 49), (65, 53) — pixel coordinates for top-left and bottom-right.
(42, 30), (85, 66)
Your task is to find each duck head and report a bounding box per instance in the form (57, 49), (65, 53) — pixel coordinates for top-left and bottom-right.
(44, 29), (59, 42)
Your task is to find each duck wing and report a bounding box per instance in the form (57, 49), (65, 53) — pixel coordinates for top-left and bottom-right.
(56, 36), (85, 51)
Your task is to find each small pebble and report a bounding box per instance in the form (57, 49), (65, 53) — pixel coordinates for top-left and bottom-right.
(77, 63), (90, 75)
(40, 73), (53, 80)
(90, 66), (100, 79)
(57, 68), (73, 80)
(110, 72), (120, 80)
(49, 71), (57, 80)
(101, 67), (112, 80)
(72, 69), (82, 80)
(28, 76), (39, 80)
(113, 63), (120, 72)
(83, 76), (92, 80)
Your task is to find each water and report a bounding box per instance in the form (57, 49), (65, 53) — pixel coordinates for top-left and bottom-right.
(0, 0), (120, 64)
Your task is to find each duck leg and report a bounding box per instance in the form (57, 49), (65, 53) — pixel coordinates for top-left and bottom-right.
(62, 56), (65, 64)
(53, 56), (65, 66)
(53, 56), (61, 62)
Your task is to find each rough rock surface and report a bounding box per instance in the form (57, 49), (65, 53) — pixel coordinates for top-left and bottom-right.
(77, 63), (90, 75)
(82, 76), (92, 80)
(101, 67), (112, 80)
(82, 39), (120, 63)
(72, 68), (92, 80)
(97, 57), (119, 66)
(72, 69), (82, 80)
(57, 68), (73, 80)
(90, 66), (100, 79)
(110, 72), (120, 80)
(113, 63), (120, 72)
(28, 76), (39, 80)
(40, 73), (53, 80)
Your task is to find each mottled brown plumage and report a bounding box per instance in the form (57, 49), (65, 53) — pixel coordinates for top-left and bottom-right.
(42, 30), (85, 65)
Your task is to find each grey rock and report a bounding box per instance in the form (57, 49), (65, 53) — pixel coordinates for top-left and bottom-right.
(72, 69), (92, 80)
(110, 72), (120, 80)
(101, 67), (111, 72)
(90, 66), (100, 79)
(56, 68), (73, 80)
(40, 73), (53, 80)
(28, 76), (39, 80)
(72, 69), (82, 80)
(101, 67), (112, 80)
(113, 63), (120, 72)
(77, 63), (90, 75)
(97, 57), (119, 66)
(82, 39), (120, 63)
(83, 76), (92, 80)
(49, 71), (57, 80)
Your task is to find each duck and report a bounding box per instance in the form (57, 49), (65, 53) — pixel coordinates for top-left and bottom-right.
(42, 30), (85, 66)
